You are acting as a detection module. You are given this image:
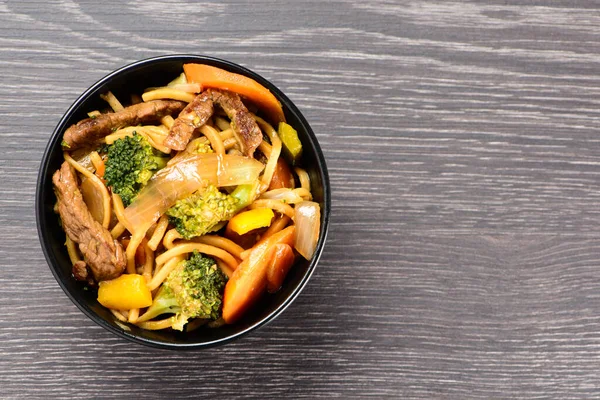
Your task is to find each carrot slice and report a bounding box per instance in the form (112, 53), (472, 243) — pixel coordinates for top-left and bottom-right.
(265, 243), (295, 293)
(183, 63), (286, 124)
(268, 157), (295, 190)
(222, 226), (295, 324)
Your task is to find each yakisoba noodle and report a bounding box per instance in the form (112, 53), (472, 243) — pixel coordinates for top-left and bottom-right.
(52, 64), (321, 331)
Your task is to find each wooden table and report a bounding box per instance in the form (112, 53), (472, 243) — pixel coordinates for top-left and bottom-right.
(3, 1), (600, 398)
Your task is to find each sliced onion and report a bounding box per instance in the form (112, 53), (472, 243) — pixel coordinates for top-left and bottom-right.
(123, 153), (264, 235)
(261, 188), (312, 204)
(71, 149), (94, 172)
(260, 188), (303, 204)
(293, 201), (321, 260)
(80, 177), (104, 224)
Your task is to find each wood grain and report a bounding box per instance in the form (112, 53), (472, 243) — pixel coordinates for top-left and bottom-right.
(3, 0), (600, 398)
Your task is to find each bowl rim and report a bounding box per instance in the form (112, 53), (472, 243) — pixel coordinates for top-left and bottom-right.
(35, 54), (331, 349)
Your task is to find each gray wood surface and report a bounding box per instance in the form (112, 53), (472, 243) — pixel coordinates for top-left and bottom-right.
(2, 0), (600, 398)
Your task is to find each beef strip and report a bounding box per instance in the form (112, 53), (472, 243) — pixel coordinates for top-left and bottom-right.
(53, 161), (126, 282)
(165, 89), (263, 156)
(72, 260), (95, 286)
(210, 89), (263, 157)
(164, 91), (213, 151)
(62, 99), (187, 150)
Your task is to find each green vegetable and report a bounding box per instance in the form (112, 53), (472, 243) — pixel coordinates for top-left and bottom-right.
(190, 140), (213, 154)
(103, 133), (168, 206)
(278, 122), (303, 164)
(61, 140), (71, 149)
(168, 72), (187, 86)
(139, 251), (228, 330)
(167, 185), (239, 239)
(230, 180), (260, 210)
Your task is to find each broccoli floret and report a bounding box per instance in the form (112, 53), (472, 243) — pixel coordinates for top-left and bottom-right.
(167, 185), (239, 239)
(139, 251), (228, 330)
(103, 133), (168, 205)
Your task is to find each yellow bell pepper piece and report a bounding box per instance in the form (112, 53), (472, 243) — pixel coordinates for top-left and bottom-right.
(228, 208), (275, 235)
(97, 274), (153, 310)
(278, 122), (303, 164)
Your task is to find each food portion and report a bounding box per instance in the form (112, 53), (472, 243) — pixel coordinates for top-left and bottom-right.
(53, 63), (321, 331)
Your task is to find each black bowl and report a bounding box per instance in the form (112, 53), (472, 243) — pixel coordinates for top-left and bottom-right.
(36, 55), (330, 349)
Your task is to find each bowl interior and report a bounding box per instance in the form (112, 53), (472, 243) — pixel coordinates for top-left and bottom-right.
(36, 55), (330, 348)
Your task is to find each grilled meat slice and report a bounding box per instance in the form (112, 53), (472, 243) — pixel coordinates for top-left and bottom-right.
(53, 161), (126, 282)
(62, 100), (186, 150)
(164, 91), (213, 151)
(165, 89), (263, 156)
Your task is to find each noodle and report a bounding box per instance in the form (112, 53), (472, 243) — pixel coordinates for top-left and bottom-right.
(215, 259), (234, 279)
(111, 193), (133, 233)
(259, 141), (272, 158)
(142, 240), (154, 281)
(136, 317), (177, 330)
(142, 88), (195, 103)
(128, 308), (140, 323)
(147, 255), (184, 291)
(161, 115), (175, 130)
(199, 124), (225, 156)
(110, 222), (126, 239)
(64, 152), (111, 229)
(296, 187), (313, 200)
(89, 151), (104, 173)
(223, 137), (238, 151)
(192, 235), (244, 260)
(163, 228), (182, 250)
(260, 188), (313, 203)
(65, 236), (81, 264)
(105, 126), (171, 154)
(147, 215), (169, 251)
(214, 116), (230, 131)
(100, 91), (124, 112)
(110, 309), (128, 322)
(253, 115), (282, 191)
(249, 199), (295, 219)
(126, 230), (146, 274)
(156, 243), (239, 271)
(295, 167), (311, 192)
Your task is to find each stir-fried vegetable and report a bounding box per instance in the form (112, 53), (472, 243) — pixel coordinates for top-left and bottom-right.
(137, 251), (228, 330)
(293, 201), (321, 260)
(97, 274), (152, 310)
(80, 177), (105, 224)
(167, 185), (240, 239)
(103, 133), (169, 206)
(123, 153), (264, 235)
(227, 208), (274, 235)
(268, 157), (295, 190)
(266, 243), (295, 293)
(222, 226), (295, 324)
(278, 122), (303, 164)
